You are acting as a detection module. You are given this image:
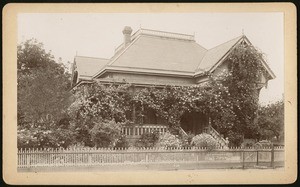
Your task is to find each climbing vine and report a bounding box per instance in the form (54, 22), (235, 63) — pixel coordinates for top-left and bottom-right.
(132, 79), (233, 134)
(214, 44), (268, 145)
(68, 82), (133, 147)
(68, 43), (267, 147)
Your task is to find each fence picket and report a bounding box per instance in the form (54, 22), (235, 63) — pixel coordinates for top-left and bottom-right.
(17, 146), (284, 169)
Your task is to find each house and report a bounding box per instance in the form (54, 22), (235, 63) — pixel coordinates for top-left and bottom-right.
(71, 26), (275, 146)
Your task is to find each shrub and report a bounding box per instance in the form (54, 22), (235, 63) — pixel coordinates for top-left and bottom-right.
(191, 133), (219, 150)
(89, 120), (122, 148)
(227, 130), (244, 147)
(67, 142), (91, 149)
(179, 132), (195, 148)
(17, 122), (75, 149)
(254, 140), (273, 148)
(155, 131), (181, 148)
(135, 130), (160, 147)
(114, 134), (130, 148)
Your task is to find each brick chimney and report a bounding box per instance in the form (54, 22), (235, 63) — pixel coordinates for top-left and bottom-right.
(122, 26), (132, 47)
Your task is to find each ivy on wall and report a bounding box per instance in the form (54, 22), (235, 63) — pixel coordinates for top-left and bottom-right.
(216, 44), (267, 145)
(68, 43), (268, 146)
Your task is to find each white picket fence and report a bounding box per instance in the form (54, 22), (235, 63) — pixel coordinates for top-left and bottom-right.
(18, 146), (284, 168)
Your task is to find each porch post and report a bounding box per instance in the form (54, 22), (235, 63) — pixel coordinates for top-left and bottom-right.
(141, 104), (144, 124)
(208, 115), (212, 131)
(132, 103), (136, 123)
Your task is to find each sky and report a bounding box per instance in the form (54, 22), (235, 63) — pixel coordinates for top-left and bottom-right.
(18, 13), (284, 105)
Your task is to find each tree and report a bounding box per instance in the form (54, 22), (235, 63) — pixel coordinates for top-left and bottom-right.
(68, 82), (132, 147)
(17, 39), (73, 148)
(257, 100), (284, 143)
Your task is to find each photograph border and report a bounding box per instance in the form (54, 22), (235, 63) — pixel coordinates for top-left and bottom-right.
(3, 3), (297, 185)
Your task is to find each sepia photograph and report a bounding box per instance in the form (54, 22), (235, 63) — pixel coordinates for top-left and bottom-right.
(3, 3), (297, 185)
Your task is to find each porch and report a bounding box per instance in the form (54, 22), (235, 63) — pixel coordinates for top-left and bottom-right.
(124, 106), (228, 147)
(121, 124), (228, 148)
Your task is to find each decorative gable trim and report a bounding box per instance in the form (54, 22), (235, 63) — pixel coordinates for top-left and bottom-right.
(207, 36), (276, 80)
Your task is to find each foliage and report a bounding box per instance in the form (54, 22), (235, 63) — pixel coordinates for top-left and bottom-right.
(17, 120), (75, 149)
(18, 39), (55, 72)
(133, 81), (233, 134)
(67, 143), (91, 150)
(135, 130), (160, 147)
(226, 131), (244, 147)
(89, 119), (122, 148)
(68, 83), (132, 122)
(155, 131), (181, 148)
(191, 133), (219, 149)
(17, 39), (73, 149)
(257, 100), (284, 142)
(18, 39), (71, 123)
(68, 83), (132, 147)
(179, 132), (195, 147)
(114, 134), (130, 148)
(211, 43), (268, 145)
(254, 140), (273, 148)
(67, 41), (269, 147)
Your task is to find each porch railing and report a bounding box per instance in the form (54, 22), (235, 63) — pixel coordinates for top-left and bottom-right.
(204, 126), (229, 148)
(121, 124), (168, 136)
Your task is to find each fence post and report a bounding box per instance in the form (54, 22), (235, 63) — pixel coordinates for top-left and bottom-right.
(145, 152), (148, 163)
(26, 149), (30, 167)
(242, 150), (245, 169)
(256, 150), (259, 166)
(88, 154), (92, 165)
(271, 144), (275, 168)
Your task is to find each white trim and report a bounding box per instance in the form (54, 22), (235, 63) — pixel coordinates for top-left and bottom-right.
(106, 66), (194, 76)
(95, 79), (195, 87)
(70, 80), (93, 90)
(196, 77), (210, 84)
(139, 28), (195, 41)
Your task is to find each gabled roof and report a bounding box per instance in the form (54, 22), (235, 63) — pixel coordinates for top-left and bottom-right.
(74, 56), (109, 79)
(196, 35), (243, 72)
(73, 27), (275, 83)
(194, 35), (275, 79)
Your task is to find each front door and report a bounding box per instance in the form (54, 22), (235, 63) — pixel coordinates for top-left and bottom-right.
(180, 112), (208, 135)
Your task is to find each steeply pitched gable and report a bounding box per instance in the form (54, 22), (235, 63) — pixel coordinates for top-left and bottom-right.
(194, 35), (275, 79)
(195, 35), (243, 73)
